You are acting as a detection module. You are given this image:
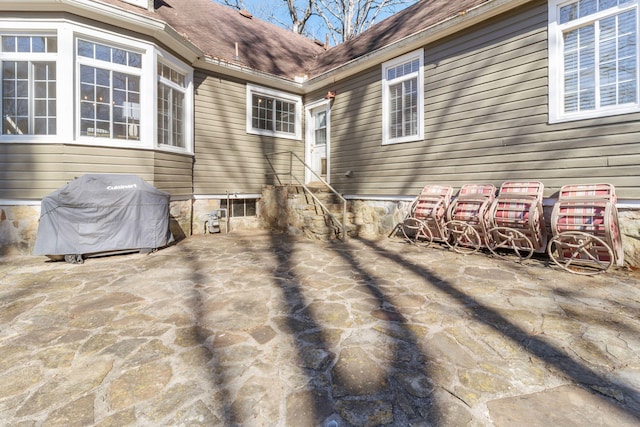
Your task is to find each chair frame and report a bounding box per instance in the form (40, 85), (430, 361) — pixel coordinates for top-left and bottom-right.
(487, 181), (547, 261)
(394, 184), (454, 247)
(445, 184), (496, 254)
(547, 183), (624, 275)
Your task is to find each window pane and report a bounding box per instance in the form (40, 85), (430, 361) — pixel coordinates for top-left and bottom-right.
(113, 48), (127, 65)
(46, 37), (57, 53)
(252, 95), (273, 131)
(96, 44), (111, 62)
(619, 79), (637, 103)
(128, 52), (142, 68)
(2, 36), (16, 52)
(389, 83), (402, 139)
(17, 36), (30, 52)
(78, 39), (94, 58)
(578, 0), (597, 18)
(601, 84), (617, 105)
(246, 200), (256, 216)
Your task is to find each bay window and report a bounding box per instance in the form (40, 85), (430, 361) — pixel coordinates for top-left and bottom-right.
(0, 24), (193, 154)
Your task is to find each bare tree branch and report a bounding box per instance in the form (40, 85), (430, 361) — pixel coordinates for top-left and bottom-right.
(213, 0), (417, 44)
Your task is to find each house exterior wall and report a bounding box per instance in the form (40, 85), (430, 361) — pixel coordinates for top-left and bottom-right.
(0, 144), (193, 254)
(325, 0), (640, 201)
(193, 70), (306, 196)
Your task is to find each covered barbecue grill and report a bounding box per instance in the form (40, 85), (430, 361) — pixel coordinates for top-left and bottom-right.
(33, 174), (173, 262)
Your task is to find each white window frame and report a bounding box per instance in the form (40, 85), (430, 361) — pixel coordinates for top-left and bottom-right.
(246, 84), (302, 140)
(549, 0), (640, 123)
(75, 31), (150, 149)
(0, 25), (61, 143)
(0, 19), (194, 155)
(156, 49), (194, 153)
(381, 49), (424, 145)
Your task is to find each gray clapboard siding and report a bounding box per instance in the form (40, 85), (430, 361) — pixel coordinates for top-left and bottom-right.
(154, 151), (194, 196)
(0, 142), (192, 199)
(327, 0), (640, 199)
(193, 70), (305, 194)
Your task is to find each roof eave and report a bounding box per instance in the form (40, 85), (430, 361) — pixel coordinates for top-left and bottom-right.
(303, 0), (534, 93)
(195, 56), (306, 95)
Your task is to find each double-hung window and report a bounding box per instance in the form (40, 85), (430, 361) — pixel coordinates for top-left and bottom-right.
(77, 39), (142, 140)
(549, 0), (639, 122)
(1, 35), (57, 136)
(382, 49), (424, 145)
(246, 84), (301, 139)
(157, 62), (186, 148)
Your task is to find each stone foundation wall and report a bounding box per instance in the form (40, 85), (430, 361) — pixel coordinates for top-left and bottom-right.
(619, 209), (640, 269)
(3, 191), (640, 269)
(193, 198), (262, 236)
(0, 204), (41, 255)
(0, 200), (194, 256)
(169, 199), (193, 241)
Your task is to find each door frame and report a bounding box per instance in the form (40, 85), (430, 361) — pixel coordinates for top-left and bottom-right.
(304, 98), (331, 184)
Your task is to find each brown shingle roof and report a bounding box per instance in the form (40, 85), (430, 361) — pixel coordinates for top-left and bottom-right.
(99, 0), (326, 80)
(97, 0), (492, 80)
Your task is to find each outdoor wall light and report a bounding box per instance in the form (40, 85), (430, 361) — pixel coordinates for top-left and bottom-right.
(325, 90), (336, 99)
(344, 170), (353, 178)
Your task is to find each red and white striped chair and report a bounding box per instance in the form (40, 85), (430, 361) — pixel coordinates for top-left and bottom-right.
(398, 184), (454, 246)
(445, 183), (496, 254)
(487, 181), (547, 260)
(548, 183), (623, 275)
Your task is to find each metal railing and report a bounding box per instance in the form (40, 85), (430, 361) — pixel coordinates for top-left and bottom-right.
(265, 151), (348, 241)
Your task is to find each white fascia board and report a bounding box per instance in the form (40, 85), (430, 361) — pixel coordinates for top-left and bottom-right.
(0, 0), (203, 63)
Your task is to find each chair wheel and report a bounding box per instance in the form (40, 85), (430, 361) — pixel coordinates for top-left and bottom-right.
(488, 227), (534, 261)
(400, 218), (433, 247)
(445, 220), (481, 254)
(548, 231), (613, 275)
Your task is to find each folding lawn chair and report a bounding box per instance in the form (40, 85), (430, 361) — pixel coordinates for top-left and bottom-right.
(488, 181), (547, 261)
(445, 183), (496, 254)
(547, 183), (624, 275)
(395, 184), (454, 247)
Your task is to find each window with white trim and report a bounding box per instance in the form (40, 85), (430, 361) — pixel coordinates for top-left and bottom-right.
(1, 35), (57, 135)
(77, 39), (142, 140)
(382, 49), (424, 145)
(0, 22), (194, 154)
(246, 84), (301, 139)
(157, 62), (186, 148)
(549, 0), (639, 122)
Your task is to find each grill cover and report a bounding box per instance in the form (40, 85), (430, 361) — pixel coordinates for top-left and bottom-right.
(33, 174), (173, 256)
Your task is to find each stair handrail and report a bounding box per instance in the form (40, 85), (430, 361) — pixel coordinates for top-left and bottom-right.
(265, 150), (348, 241)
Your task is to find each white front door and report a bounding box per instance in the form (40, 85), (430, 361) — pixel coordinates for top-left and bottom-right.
(306, 101), (330, 184)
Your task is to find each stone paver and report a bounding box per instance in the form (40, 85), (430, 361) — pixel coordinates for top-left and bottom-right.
(0, 230), (639, 426)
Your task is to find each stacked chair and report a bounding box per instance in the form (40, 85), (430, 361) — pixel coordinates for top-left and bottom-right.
(445, 184), (496, 254)
(397, 184), (454, 247)
(547, 183), (624, 275)
(391, 181), (625, 275)
(486, 181), (547, 261)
